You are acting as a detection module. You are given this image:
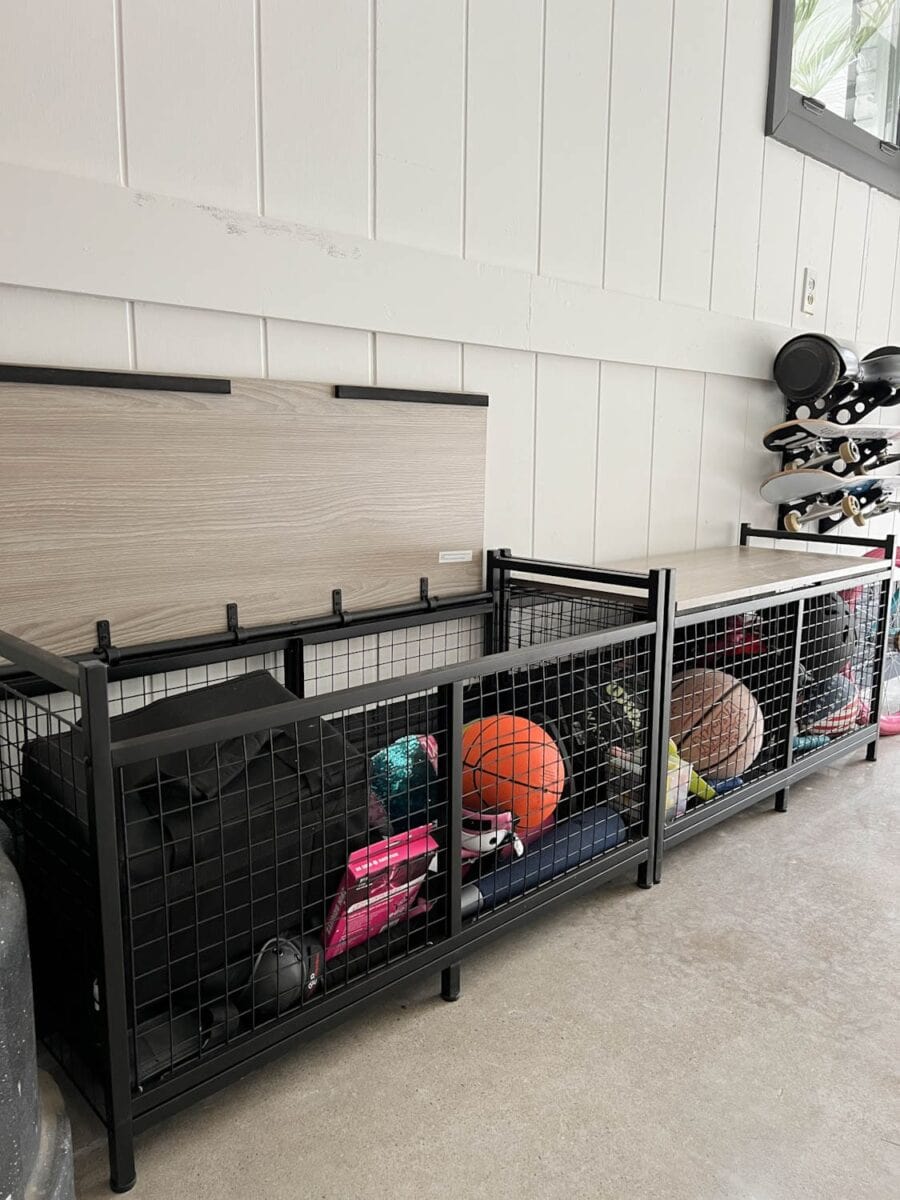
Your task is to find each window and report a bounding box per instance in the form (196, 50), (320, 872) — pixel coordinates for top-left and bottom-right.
(768, 0), (900, 196)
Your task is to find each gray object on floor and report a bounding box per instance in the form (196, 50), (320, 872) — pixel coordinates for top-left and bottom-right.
(0, 831), (75, 1200)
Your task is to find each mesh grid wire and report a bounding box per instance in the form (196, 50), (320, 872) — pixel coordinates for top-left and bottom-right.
(118, 684), (452, 1090)
(0, 679), (107, 1116)
(303, 616), (485, 696)
(840, 576), (897, 734)
(0, 575), (886, 1107)
(460, 634), (652, 921)
(107, 590), (639, 1088)
(0, 589), (640, 1098)
(666, 580), (886, 824)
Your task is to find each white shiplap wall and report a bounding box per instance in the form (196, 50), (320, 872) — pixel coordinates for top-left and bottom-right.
(2, 0), (900, 561)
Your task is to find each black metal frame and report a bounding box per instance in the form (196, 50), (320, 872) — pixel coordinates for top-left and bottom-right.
(0, 553), (668, 1193)
(768, 0), (900, 198)
(0, 535), (892, 1191)
(653, 524), (895, 877)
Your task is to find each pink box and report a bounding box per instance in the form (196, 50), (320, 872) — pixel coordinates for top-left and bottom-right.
(323, 824), (438, 960)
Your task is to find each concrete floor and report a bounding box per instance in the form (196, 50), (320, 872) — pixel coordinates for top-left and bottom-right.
(63, 740), (899, 1200)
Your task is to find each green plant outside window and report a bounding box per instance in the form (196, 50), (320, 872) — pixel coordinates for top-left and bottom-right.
(792, 0), (900, 143)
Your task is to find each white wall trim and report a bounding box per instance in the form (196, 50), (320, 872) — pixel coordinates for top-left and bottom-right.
(0, 160), (796, 380)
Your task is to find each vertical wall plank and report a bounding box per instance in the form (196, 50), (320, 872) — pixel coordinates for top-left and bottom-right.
(122, 0), (257, 210)
(605, 0), (674, 298)
(0, 285), (131, 369)
(660, 0), (727, 310)
(887, 228), (900, 344)
(695, 374), (747, 549)
(532, 354), (599, 562)
(827, 176), (870, 343)
(648, 369), (705, 555)
(133, 303), (263, 375)
(792, 159), (839, 329)
(0, 0), (120, 182)
(539, 0), (612, 285)
(740, 379), (783, 541)
(465, 0), (544, 271)
(375, 0), (465, 255)
(857, 190), (900, 347)
(755, 140), (804, 327)
(262, 0), (370, 235)
(375, 334), (462, 389)
(463, 344), (536, 554)
(594, 363), (655, 561)
(266, 320), (372, 384)
(710, 0), (770, 318)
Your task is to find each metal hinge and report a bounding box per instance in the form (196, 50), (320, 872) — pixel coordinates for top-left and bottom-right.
(420, 577), (438, 610)
(332, 589), (348, 624)
(94, 619), (120, 665)
(226, 602), (245, 642)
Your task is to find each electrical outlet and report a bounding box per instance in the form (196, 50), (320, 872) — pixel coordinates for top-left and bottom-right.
(801, 266), (817, 316)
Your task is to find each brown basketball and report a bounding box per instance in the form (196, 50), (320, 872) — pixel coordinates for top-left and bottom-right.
(669, 668), (764, 779)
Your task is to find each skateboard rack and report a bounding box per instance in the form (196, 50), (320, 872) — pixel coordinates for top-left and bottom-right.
(770, 338), (900, 537)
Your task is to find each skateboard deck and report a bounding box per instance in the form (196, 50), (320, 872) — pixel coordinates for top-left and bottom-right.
(760, 467), (900, 504)
(762, 418), (900, 453)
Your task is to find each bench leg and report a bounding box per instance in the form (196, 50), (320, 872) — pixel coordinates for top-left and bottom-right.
(441, 963), (461, 1002)
(108, 1121), (136, 1193)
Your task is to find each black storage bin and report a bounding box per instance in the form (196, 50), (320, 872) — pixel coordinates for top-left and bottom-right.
(656, 526), (894, 875)
(0, 552), (670, 1193)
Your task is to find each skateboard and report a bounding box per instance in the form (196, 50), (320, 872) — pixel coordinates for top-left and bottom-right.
(762, 418), (900, 476)
(759, 467), (900, 533)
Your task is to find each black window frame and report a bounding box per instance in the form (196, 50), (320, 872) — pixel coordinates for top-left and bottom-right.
(768, 0), (900, 197)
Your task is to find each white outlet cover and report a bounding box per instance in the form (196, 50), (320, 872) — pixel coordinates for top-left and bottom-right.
(801, 267), (817, 316)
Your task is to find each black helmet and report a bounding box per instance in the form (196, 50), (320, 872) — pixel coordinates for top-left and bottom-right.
(248, 935), (324, 1020)
(800, 594), (855, 681)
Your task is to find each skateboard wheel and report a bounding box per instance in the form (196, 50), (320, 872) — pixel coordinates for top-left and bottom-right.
(839, 440), (860, 464)
(840, 494), (861, 519)
(784, 511), (802, 534)
(852, 511), (867, 527)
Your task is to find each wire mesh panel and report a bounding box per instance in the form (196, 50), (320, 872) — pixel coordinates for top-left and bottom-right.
(667, 601), (796, 823)
(794, 578), (887, 756)
(505, 585), (643, 648)
(106, 651), (286, 718)
(303, 616), (485, 696)
(117, 673), (452, 1090)
(458, 585), (652, 920)
(665, 577), (889, 826)
(0, 678), (108, 1117)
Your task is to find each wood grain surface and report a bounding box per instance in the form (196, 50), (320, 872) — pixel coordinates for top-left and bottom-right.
(1, 378), (487, 654)
(598, 546), (885, 612)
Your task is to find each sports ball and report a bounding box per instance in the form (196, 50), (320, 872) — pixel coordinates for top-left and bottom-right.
(462, 715), (565, 832)
(799, 673), (863, 735)
(370, 734), (439, 832)
(669, 668), (764, 779)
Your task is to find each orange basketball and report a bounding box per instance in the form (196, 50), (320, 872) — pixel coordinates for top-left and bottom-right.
(461, 715), (564, 832)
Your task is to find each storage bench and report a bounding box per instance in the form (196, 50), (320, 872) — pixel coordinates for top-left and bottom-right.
(0, 554), (671, 1192)
(600, 526), (895, 880)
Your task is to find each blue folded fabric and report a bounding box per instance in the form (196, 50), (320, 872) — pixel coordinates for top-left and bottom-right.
(470, 805), (627, 913)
